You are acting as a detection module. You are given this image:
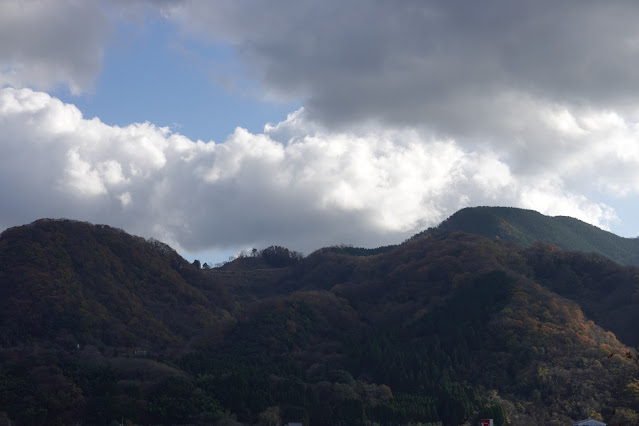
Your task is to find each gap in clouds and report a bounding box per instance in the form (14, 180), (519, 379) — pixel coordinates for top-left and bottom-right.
(48, 10), (301, 145)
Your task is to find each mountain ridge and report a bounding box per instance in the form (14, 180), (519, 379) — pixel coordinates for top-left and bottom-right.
(2, 211), (639, 424)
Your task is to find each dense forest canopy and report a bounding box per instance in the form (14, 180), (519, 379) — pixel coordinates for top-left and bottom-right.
(1, 209), (639, 425)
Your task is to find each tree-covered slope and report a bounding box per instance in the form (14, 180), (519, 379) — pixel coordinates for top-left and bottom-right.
(2, 217), (639, 425)
(436, 206), (639, 266)
(0, 219), (233, 350)
(186, 232), (639, 425)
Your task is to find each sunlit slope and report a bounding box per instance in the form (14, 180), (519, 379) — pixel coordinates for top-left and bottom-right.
(437, 206), (639, 266)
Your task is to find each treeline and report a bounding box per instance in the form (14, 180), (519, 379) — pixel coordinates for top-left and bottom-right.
(195, 245), (305, 269)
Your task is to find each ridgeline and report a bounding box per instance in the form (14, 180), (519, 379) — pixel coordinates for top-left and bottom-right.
(1, 210), (639, 425)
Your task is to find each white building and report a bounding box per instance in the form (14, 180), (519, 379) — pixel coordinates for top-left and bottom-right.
(573, 418), (606, 426)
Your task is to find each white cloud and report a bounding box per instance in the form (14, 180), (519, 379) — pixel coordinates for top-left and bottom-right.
(0, 87), (634, 256)
(3, 0), (638, 257)
(65, 149), (108, 196)
(153, 1), (639, 214)
(119, 191), (133, 207)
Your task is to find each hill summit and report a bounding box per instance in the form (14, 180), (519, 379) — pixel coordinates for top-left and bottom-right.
(436, 206), (639, 266)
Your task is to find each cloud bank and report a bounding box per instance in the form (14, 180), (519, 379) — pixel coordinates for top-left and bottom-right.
(1, 1), (639, 255)
(0, 87), (627, 255)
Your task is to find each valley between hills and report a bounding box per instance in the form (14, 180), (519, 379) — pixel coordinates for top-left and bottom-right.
(2, 207), (639, 425)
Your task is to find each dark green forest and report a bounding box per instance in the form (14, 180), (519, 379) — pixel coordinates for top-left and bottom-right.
(436, 206), (639, 266)
(2, 210), (639, 425)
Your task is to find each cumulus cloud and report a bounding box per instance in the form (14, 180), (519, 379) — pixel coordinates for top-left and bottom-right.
(3, 0), (638, 257)
(0, 88), (632, 256)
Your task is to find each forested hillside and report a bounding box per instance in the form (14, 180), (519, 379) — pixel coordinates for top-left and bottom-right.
(436, 206), (639, 266)
(0, 219), (235, 350)
(1, 217), (639, 425)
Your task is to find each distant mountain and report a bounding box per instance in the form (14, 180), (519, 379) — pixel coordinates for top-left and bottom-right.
(2, 216), (639, 425)
(436, 206), (639, 266)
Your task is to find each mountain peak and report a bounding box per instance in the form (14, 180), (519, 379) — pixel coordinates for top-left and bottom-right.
(436, 206), (639, 266)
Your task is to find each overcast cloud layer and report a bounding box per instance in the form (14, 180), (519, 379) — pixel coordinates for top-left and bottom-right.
(0, 0), (109, 94)
(166, 1), (639, 124)
(1, 0), (639, 257)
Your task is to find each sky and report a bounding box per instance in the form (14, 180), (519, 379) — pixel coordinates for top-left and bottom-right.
(2, 0), (639, 265)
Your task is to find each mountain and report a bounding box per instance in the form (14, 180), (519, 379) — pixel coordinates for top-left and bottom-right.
(436, 206), (639, 266)
(0, 219), (236, 350)
(1, 216), (639, 425)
